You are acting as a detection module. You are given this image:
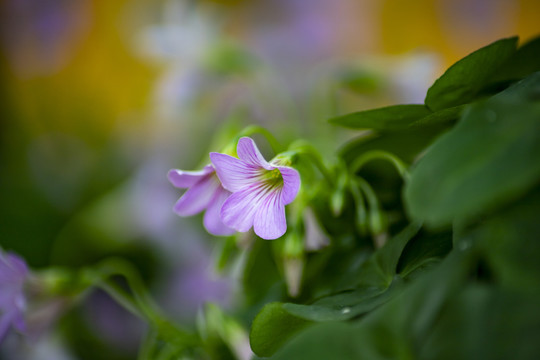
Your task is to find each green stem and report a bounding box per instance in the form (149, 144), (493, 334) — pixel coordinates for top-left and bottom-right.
(138, 329), (158, 360)
(351, 150), (409, 180)
(355, 177), (388, 248)
(85, 258), (199, 349)
(349, 181), (368, 235)
(287, 141), (334, 185)
(355, 177), (379, 210)
(239, 125), (284, 154)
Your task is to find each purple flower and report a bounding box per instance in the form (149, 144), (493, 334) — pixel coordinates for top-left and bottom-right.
(210, 137), (300, 240)
(0, 251), (28, 343)
(168, 165), (235, 236)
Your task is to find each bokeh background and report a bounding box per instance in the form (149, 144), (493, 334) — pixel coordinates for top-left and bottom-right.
(0, 0), (539, 358)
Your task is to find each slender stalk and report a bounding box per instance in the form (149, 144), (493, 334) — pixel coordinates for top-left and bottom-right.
(287, 140), (334, 185)
(351, 150), (409, 180)
(239, 125), (284, 154)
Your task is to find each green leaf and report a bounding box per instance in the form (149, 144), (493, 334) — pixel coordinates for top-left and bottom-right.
(425, 37), (518, 111)
(336, 68), (382, 94)
(493, 35), (540, 83)
(249, 302), (313, 357)
(282, 281), (402, 322)
(329, 104), (431, 130)
(357, 221), (422, 288)
(491, 71), (540, 102)
(397, 230), (453, 278)
(274, 222), (420, 323)
(405, 81), (540, 227)
(410, 105), (465, 127)
(339, 123), (449, 164)
(249, 222), (420, 356)
(473, 187), (540, 292)
(419, 285), (540, 360)
(268, 250), (476, 360)
(242, 240), (282, 305)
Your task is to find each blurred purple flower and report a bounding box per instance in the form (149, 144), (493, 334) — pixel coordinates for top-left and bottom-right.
(0, 0), (91, 77)
(249, 0), (334, 70)
(0, 251), (28, 343)
(168, 165), (235, 236)
(84, 291), (145, 355)
(210, 137), (300, 240)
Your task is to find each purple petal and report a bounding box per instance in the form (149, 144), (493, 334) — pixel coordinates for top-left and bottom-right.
(203, 188), (236, 236)
(11, 310), (25, 332)
(173, 174), (220, 216)
(6, 254), (28, 280)
(220, 184), (271, 232)
(0, 313), (13, 343)
(210, 152), (261, 192)
(279, 166), (301, 205)
(236, 137), (273, 170)
(168, 165), (214, 188)
(0, 253), (28, 283)
(253, 192), (287, 240)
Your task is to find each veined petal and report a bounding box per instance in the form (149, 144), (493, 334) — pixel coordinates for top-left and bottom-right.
(253, 191), (287, 239)
(236, 137), (273, 170)
(210, 152), (261, 192)
(173, 173), (220, 216)
(220, 183), (271, 232)
(278, 166), (301, 205)
(203, 187), (236, 236)
(168, 165), (214, 188)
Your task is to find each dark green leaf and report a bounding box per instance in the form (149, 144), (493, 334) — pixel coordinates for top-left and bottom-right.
(274, 222), (420, 323)
(425, 37), (518, 111)
(282, 281), (402, 322)
(242, 240), (282, 305)
(419, 285), (540, 360)
(473, 187), (540, 292)
(493, 35), (540, 83)
(249, 302), (313, 357)
(491, 71), (540, 102)
(339, 123), (449, 164)
(329, 104), (431, 130)
(271, 320), (411, 360)
(249, 222), (420, 356)
(397, 230), (453, 278)
(357, 221), (422, 288)
(405, 92), (540, 227)
(268, 250), (476, 360)
(410, 105), (465, 127)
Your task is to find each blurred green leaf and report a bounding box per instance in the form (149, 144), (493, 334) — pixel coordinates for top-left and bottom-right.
(329, 104), (431, 130)
(493, 35), (540, 83)
(406, 77), (540, 227)
(419, 285), (540, 360)
(250, 302), (313, 357)
(242, 239), (282, 305)
(339, 123), (449, 164)
(268, 250), (476, 360)
(425, 37), (518, 111)
(357, 221), (422, 288)
(397, 230), (453, 278)
(282, 281), (401, 322)
(491, 70), (540, 102)
(473, 187), (540, 292)
(249, 222), (420, 356)
(409, 105), (464, 127)
(336, 68), (382, 94)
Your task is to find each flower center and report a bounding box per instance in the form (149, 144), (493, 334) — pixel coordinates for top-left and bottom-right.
(261, 168), (284, 188)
